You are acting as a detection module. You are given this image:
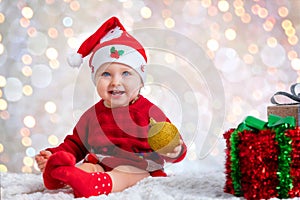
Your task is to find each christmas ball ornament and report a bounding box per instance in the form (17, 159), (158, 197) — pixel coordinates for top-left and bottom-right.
(148, 118), (181, 154)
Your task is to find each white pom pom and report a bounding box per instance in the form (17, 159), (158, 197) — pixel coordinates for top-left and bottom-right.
(67, 53), (83, 68)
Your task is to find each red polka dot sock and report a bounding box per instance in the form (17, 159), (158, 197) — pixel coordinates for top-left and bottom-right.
(43, 151), (76, 190)
(51, 166), (113, 198)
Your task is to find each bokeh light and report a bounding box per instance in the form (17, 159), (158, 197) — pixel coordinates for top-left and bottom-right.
(63, 16), (73, 27)
(235, 5), (245, 17)
(223, 12), (232, 22)
(0, 99), (7, 110)
(278, 6), (289, 18)
(49, 59), (60, 69)
(23, 115), (36, 128)
(4, 78), (23, 102)
(248, 44), (259, 54)
(27, 27), (37, 37)
(21, 54), (33, 65)
(70, 0), (80, 11)
(26, 147), (36, 157)
(260, 44), (286, 67)
(267, 37), (278, 48)
(243, 54), (254, 65)
(22, 66), (33, 77)
(288, 50), (298, 60)
(218, 0), (230, 12)
(0, 12), (5, 23)
(0, 110), (9, 120)
(48, 28), (59, 39)
(20, 127), (31, 137)
(201, 0), (211, 8)
(258, 7), (268, 19)
(263, 17), (276, 32)
(0, 164), (8, 172)
(23, 156), (34, 166)
(21, 7), (34, 19)
(251, 4), (260, 15)
(241, 13), (251, 23)
(288, 35), (299, 45)
(207, 39), (219, 51)
(0, 75), (6, 87)
(21, 136), (32, 147)
(46, 47), (58, 60)
(214, 47), (240, 72)
(164, 17), (175, 28)
(67, 37), (78, 48)
(291, 58), (300, 71)
(23, 85), (33, 96)
(48, 135), (59, 146)
(140, 6), (152, 19)
(44, 101), (57, 114)
(27, 32), (48, 56)
(224, 28), (237, 41)
(282, 19), (292, 29)
(208, 6), (218, 16)
(31, 65), (52, 88)
(64, 28), (74, 38)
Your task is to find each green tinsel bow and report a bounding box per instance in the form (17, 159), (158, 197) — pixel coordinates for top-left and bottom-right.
(229, 114), (295, 197)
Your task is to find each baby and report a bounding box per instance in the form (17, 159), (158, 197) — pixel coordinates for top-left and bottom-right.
(35, 16), (187, 198)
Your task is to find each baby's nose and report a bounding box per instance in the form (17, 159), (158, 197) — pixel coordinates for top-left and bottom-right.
(111, 75), (122, 86)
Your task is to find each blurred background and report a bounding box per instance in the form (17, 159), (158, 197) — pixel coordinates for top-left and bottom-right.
(0, 0), (299, 173)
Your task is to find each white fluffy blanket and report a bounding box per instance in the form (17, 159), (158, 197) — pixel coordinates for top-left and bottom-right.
(1, 171), (240, 200)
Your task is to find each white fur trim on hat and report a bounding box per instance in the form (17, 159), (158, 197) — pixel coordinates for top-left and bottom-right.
(90, 45), (147, 84)
(100, 26), (123, 43)
(67, 53), (83, 68)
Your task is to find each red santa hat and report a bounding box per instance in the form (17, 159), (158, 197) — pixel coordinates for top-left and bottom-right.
(67, 16), (147, 84)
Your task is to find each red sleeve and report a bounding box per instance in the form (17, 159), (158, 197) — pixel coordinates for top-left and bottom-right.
(46, 129), (88, 163)
(46, 110), (91, 163)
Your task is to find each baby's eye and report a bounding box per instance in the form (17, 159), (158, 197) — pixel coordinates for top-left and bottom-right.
(122, 71), (130, 76)
(101, 72), (111, 77)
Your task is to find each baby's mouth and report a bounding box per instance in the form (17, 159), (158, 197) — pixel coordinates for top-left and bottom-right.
(109, 90), (125, 95)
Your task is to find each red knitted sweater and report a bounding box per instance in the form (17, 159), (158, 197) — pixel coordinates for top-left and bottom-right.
(47, 95), (187, 176)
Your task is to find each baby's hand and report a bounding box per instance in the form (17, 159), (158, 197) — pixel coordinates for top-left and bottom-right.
(160, 140), (183, 158)
(35, 150), (52, 172)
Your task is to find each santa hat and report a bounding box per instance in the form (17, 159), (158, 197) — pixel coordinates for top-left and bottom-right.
(67, 16), (147, 84)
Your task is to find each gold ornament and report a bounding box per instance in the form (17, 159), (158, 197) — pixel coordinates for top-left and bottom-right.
(148, 118), (180, 154)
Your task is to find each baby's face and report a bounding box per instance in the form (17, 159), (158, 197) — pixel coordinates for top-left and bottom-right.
(95, 63), (143, 108)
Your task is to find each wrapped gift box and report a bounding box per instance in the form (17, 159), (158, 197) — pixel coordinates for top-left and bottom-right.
(224, 115), (300, 199)
(267, 105), (300, 126)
